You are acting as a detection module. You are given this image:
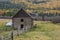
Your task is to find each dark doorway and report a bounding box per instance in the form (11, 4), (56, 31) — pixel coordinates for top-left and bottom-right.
(20, 24), (24, 29)
(21, 19), (24, 22)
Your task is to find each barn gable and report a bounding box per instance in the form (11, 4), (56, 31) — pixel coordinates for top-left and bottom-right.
(12, 8), (32, 18)
(12, 8), (33, 34)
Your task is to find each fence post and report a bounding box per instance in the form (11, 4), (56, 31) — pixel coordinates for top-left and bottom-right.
(42, 14), (45, 21)
(0, 36), (1, 40)
(11, 32), (13, 40)
(1, 36), (4, 40)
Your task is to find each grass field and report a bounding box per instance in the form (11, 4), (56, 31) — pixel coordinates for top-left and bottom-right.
(0, 19), (60, 40)
(0, 19), (12, 34)
(14, 21), (60, 40)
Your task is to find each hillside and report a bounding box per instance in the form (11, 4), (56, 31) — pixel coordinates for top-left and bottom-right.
(14, 21), (60, 40)
(0, 0), (9, 1)
(10, 0), (60, 14)
(0, 0), (60, 16)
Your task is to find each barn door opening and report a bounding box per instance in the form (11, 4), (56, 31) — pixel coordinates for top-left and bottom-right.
(20, 24), (24, 30)
(21, 19), (24, 22)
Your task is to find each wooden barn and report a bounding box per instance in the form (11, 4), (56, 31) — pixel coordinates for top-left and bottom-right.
(12, 9), (33, 33)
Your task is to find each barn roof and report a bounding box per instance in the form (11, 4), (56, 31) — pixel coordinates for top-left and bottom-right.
(12, 8), (33, 18)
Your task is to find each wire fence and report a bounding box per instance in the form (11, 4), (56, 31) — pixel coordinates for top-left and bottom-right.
(0, 32), (12, 40)
(0, 30), (24, 40)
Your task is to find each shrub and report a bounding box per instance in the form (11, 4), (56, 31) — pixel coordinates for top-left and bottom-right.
(51, 16), (60, 23)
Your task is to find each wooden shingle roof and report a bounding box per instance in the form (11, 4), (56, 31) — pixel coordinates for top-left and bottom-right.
(12, 8), (32, 18)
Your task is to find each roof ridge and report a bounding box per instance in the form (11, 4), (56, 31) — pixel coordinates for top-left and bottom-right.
(12, 8), (33, 19)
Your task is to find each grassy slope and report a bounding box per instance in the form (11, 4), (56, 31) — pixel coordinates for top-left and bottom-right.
(11, 0), (60, 13)
(0, 19), (12, 34)
(0, 0), (60, 15)
(14, 21), (60, 40)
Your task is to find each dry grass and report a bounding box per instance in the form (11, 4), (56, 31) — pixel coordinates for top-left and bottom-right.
(0, 19), (60, 40)
(14, 21), (60, 40)
(0, 19), (11, 27)
(0, 19), (12, 33)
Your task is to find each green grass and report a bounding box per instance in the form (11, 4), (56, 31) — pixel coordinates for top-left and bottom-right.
(0, 19), (13, 34)
(0, 19), (60, 40)
(14, 21), (60, 40)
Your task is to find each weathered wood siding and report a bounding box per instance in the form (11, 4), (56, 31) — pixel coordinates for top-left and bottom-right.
(13, 17), (33, 32)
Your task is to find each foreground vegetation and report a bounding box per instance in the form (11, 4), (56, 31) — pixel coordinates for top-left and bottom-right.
(14, 21), (60, 40)
(0, 19), (60, 40)
(0, 19), (12, 34)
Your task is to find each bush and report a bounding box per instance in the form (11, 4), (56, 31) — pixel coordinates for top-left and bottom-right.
(51, 16), (60, 23)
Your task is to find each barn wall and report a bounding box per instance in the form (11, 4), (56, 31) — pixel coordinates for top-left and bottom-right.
(13, 18), (20, 29)
(13, 17), (33, 32)
(24, 18), (33, 31)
